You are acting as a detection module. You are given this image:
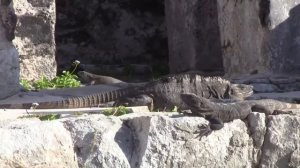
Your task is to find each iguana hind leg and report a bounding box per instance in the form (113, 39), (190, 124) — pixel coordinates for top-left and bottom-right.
(193, 117), (224, 139)
(206, 117), (224, 130)
(251, 104), (273, 115)
(194, 124), (212, 139)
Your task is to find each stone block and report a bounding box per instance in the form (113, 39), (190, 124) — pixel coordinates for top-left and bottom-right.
(0, 119), (78, 168)
(12, 0), (56, 81)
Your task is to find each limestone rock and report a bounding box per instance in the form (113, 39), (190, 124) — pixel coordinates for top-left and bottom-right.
(127, 115), (258, 168)
(0, 119), (78, 168)
(290, 148), (300, 168)
(12, 0), (56, 81)
(0, 112), (299, 167)
(260, 115), (300, 168)
(62, 115), (132, 168)
(247, 112), (266, 148)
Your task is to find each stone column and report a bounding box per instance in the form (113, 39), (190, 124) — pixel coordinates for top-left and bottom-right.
(12, 0), (57, 81)
(217, 0), (300, 76)
(0, 0), (20, 99)
(166, 0), (300, 77)
(165, 0), (224, 74)
(217, 0), (269, 76)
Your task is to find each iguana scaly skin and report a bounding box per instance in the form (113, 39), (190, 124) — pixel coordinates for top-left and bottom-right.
(138, 73), (253, 110)
(0, 73), (253, 109)
(181, 93), (299, 131)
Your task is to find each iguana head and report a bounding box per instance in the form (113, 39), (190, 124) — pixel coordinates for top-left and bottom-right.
(77, 71), (95, 85)
(227, 84), (253, 100)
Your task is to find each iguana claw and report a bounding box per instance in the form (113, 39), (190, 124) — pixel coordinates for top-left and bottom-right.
(194, 124), (212, 139)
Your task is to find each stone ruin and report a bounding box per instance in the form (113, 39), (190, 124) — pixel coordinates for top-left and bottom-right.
(0, 1), (300, 167)
(1, 0), (300, 99)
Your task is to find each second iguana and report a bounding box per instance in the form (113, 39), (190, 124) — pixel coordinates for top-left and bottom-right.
(181, 93), (299, 132)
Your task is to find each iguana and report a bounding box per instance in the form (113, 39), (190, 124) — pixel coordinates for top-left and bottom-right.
(0, 73), (253, 109)
(181, 93), (299, 132)
(77, 71), (127, 85)
(77, 70), (152, 107)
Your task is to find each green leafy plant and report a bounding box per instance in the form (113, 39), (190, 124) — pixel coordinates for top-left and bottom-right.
(38, 114), (61, 121)
(171, 106), (178, 112)
(51, 71), (80, 88)
(20, 60), (81, 90)
(103, 106), (131, 116)
(34, 76), (54, 90)
(20, 79), (34, 91)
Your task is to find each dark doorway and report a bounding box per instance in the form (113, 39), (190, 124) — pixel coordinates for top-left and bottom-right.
(55, 0), (168, 80)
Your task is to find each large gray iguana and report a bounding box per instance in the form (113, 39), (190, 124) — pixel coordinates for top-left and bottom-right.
(0, 73), (253, 109)
(181, 93), (299, 133)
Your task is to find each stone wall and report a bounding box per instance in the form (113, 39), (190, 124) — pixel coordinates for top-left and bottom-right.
(0, 0), (20, 99)
(165, 0), (224, 74)
(219, 0), (300, 76)
(167, 0), (300, 77)
(0, 113), (299, 167)
(13, 0), (56, 81)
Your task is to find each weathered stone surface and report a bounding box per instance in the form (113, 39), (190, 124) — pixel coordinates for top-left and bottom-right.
(268, 1), (300, 73)
(247, 112), (266, 149)
(165, 0), (300, 76)
(290, 148), (300, 168)
(12, 0), (56, 81)
(0, 119), (78, 168)
(217, 0), (268, 76)
(0, 112), (299, 167)
(0, 1), (20, 99)
(165, 0), (223, 74)
(260, 115), (300, 168)
(62, 115), (132, 168)
(127, 115), (258, 168)
(219, 0), (300, 76)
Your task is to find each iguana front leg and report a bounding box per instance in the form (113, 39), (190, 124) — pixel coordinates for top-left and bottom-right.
(181, 93), (225, 138)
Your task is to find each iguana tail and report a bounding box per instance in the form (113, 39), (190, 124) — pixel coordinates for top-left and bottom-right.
(0, 87), (137, 109)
